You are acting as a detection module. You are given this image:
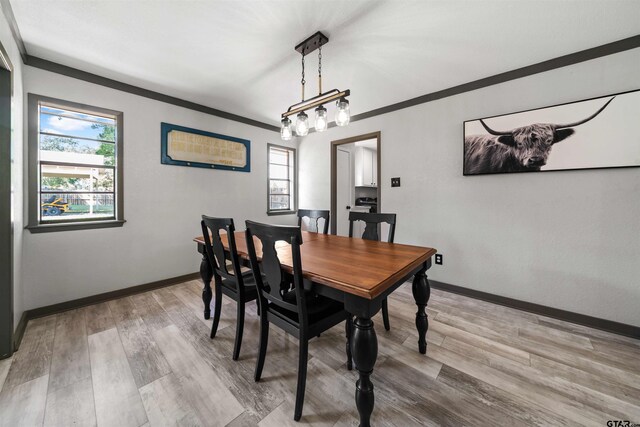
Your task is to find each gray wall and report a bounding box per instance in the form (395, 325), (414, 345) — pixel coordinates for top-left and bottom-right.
(298, 48), (640, 327)
(0, 6), (25, 332)
(22, 66), (294, 310)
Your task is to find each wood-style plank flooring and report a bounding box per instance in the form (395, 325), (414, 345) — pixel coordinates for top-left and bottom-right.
(1, 280), (638, 426)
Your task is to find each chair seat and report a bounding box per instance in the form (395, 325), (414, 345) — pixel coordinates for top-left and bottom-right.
(270, 290), (345, 325)
(220, 274), (258, 300)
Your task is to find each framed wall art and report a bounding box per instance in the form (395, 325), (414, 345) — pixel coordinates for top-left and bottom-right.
(161, 122), (251, 172)
(463, 89), (640, 176)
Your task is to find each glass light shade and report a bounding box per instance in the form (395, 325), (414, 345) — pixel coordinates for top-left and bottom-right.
(335, 98), (350, 127)
(315, 105), (328, 132)
(280, 117), (293, 140)
(295, 112), (309, 136)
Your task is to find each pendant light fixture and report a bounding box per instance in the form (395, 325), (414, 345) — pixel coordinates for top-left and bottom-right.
(281, 31), (351, 139)
(335, 98), (350, 127)
(280, 117), (293, 140)
(315, 105), (328, 132)
(313, 47), (328, 132)
(295, 111), (309, 136)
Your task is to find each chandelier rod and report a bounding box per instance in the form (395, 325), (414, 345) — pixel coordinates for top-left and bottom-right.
(318, 45), (322, 95)
(301, 52), (305, 102)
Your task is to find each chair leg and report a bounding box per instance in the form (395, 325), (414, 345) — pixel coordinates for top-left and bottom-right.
(346, 316), (353, 371)
(232, 301), (245, 361)
(382, 298), (391, 331)
(254, 308), (269, 382)
(210, 279), (223, 338)
(294, 338), (309, 421)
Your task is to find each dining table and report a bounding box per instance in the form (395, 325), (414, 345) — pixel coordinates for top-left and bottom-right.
(194, 230), (437, 427)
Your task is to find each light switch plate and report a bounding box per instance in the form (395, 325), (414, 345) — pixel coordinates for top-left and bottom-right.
(391, 177), (401, 187)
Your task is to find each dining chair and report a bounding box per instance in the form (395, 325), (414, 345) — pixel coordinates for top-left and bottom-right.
(245, 220), (352, 421)
(297, 209), (330, 234)
(348, 211), (397, 331)
(201, 215), (257, 361)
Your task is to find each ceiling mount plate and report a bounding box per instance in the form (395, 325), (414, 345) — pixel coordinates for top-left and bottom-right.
(295, 31), (329, 55)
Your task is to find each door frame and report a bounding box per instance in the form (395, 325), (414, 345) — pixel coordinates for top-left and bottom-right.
(335, 147), (352, 236)
(330, 131), (381, 235)
(0, 40), (14, 359)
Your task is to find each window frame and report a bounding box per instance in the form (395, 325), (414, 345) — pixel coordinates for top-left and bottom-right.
(267, 143), (297, 216)
(27, 93), (125, 233)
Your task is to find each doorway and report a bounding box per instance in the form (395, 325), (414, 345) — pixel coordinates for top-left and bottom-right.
(0, 42), (13, 359)
(331, 132), (381, 235)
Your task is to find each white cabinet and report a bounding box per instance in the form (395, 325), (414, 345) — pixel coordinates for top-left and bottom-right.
(371, 153), (377, 186)
(355, 147), (377, 187)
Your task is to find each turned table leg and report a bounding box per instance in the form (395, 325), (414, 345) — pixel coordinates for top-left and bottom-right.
(200, 253), (213, 319)
(351, 316), (378, 427)
(412, 262), (431, 354)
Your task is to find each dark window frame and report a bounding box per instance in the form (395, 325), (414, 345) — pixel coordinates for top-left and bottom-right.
(27, 94), (125, 233)
(267, 143), (297, 216)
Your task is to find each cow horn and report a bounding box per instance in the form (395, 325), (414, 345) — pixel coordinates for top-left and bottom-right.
(479, 119), (511, 136)
(554, 96), (615, 129)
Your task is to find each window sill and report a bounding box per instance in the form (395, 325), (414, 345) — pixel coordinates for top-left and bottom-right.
(26, 219), (126, 233)
(267, 210), (296, 216)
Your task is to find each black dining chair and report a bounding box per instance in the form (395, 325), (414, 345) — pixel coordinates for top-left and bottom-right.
(245, 220), (352, 421)
(348, 211), (397, 331)
(201, 215), (257, 361)
(297, 209), (330, 234)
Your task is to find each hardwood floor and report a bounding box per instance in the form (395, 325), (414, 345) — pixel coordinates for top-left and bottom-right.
(0, 280), (638, 426)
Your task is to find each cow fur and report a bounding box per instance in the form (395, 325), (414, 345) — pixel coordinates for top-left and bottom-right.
(464, 124), (574, 174)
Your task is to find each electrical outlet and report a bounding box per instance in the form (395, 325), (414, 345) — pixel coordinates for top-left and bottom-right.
(435, 254), (443, 265)
(391, 177), (401, 187)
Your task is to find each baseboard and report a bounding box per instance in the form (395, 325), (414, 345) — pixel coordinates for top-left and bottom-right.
(430, 280), (639, 340)
(23, 272), (200, 322)
(12, 311), (28, 352)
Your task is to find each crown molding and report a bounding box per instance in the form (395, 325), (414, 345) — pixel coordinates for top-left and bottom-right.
(348, 34), (640, 124)
(25, 55), (280, 132)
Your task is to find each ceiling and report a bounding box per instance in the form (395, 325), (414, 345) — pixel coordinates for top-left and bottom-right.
(10, 0), (640, 127)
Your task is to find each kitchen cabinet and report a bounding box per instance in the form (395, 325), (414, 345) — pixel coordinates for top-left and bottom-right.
(355, 147), (377, 187)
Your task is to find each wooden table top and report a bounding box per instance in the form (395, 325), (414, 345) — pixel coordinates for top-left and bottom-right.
(194, 231), (436, 300)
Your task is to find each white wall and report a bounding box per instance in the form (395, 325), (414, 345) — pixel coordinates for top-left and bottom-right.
(22, 66), (293, 310)
(1, 7), (25, 331)
(299, 48), (640, 327)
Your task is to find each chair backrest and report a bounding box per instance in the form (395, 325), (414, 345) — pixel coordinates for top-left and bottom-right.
(201, 215), (245, 287)
(245, 220), (307, 320)
(348, 212), (397, 243)
(297, 209), (330, 234)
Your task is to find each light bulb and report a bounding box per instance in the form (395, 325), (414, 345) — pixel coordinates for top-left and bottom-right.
(335, 98), (350, 127)
(315, 105), (328, 132)
(280, 117), (293, 141)
(295, 112), (309, 136)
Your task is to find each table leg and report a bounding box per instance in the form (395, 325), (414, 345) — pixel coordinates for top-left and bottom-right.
(352, 316), (378, 427)
(412, 263), (431, 354)
(200, 253), (213, 319)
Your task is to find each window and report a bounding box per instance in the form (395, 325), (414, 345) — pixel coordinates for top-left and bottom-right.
(27, 94), (124, 232)
(267, 144), (296, 214)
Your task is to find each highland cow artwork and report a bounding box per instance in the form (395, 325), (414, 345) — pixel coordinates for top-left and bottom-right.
(463, 90), (640, 175)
